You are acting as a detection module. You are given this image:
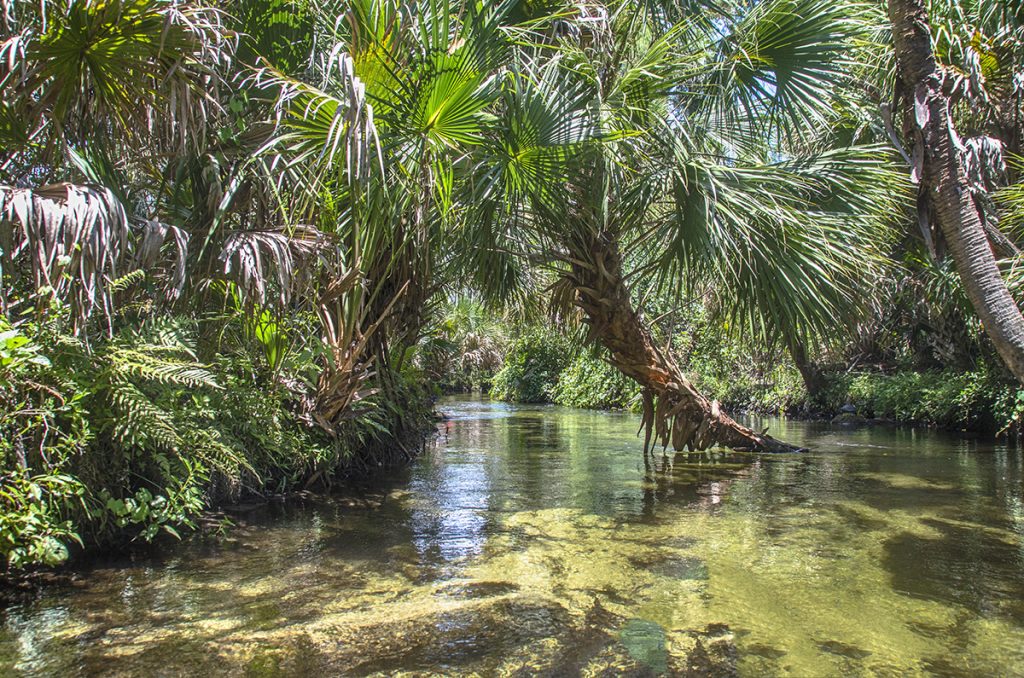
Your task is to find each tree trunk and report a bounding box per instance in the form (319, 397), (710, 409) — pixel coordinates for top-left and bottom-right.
(568, 233), (802, 453)
(787, 339), (825, 403)
(889, 0), (1024, 384)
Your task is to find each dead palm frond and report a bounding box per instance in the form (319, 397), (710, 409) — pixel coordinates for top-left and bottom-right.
(219, 224), (331, 309)
(0, 183), (129, 333)
(136, 219), (190, 302)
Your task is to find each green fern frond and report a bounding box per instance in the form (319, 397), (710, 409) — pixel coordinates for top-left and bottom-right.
(184, 427), (256, 479)
(117, 318), (200, 358)
(109, 269), (146, 292)
(106, 381), (181, 452)
(108, 349), (221, 389)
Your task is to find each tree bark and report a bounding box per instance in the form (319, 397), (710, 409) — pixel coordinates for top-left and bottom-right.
(889, 0), (1024, 384)
(568, 233), (802, 453)
(787, 338), (825, 403)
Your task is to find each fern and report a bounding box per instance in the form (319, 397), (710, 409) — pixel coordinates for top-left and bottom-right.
(106, 380), (181, 452)
(184, 426), (256, 479)
(107, 348), (220, 389)
(120, 317), (199, 357)
(109, 269), (146, 293)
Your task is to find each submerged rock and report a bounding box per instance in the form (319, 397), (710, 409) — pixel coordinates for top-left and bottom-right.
(619, 618), (668, 674)
(817, 639), (873, 659)
(679, 632), (739, 677)
(831, 412), (867, 425)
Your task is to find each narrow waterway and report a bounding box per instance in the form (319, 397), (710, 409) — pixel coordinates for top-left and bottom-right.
(3, 397), (1024, 676)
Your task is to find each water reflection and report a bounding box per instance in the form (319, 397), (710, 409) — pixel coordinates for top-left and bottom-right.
(1, 397), (1024, 676)
(408, 444), (490, 567)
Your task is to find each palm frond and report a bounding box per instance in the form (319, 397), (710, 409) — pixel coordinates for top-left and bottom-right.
(2, 0), (235, 158)
(219, 224), (330, 308)
(0, 183), (129, 332)
(657, 145), (906, 345)
(701, 0), (869, 138)
(255, 48), (381, 200)
(135, 220), (190, 302)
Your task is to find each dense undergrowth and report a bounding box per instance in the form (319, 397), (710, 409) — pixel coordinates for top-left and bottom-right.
(693, 366), (1023, 434)
(442, 300), (1024, 435)
(0, 312), (434, 572)
(487, 339), (1023, 433)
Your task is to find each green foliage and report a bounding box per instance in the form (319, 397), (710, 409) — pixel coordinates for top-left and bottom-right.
(826, 369), (1019, 431)
(491, 330), (572, 403)
(649, 299), (809, 414)
(422, 297), (508, 392)
(232, 0), (313, 75)
(690, 361), (808, 415)
(99, 479), (204, 542)
(478, 305), (1023, 435)
(0, 0), (231, 156)
(0, 311), (375, 570)
(551, 351), (640, 410)
(0, 470), (84, 568)
(0, 322), (51, 371)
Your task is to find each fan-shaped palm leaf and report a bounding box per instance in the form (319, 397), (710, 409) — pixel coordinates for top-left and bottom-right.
(1, 0), (233, 159)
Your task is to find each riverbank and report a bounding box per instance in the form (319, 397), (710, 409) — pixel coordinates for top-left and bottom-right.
(0, 420), (437, 587)
(700, 368), (1023, 435)
(484, 338), (1024, 436)
(1, 319), (438, 573)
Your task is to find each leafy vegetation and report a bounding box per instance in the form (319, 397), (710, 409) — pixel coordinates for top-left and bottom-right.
(551, 352), (640, 411)
(492, 330), (572, 404)
(3, 0), (1024, 570)
(0, 0), (441, 570)
(486, 314), (1023, 433)
(422, 297), (508, 392)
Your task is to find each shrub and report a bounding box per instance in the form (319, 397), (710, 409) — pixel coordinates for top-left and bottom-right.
(0, 469), (85, 568)
(551, 351), (640, 410)
(491, 329), (571, 403)
(0, 311), (434, 570)
(689, 362), (807, 415)
(825, 368), (1019, 431)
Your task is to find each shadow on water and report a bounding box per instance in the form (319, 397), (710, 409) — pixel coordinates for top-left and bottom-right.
(884, 518), (1024, 624)
(3, 396), (1024, 676)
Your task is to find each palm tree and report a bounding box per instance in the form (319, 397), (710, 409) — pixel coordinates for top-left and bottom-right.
(264, 0), (903, 451)
(253, 0), (517, 427)
(464, 1), (900, 451)
(0, 0), (233, 332)
(887, 0), (1024, 384)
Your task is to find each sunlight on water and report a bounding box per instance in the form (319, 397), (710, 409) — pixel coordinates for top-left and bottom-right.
(3, 397), (1024, 676)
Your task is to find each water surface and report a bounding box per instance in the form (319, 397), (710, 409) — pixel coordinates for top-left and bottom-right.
(3, 397), (1024, 676)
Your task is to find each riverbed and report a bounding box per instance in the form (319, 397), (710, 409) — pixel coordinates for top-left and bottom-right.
(3, 397), (1024, 676)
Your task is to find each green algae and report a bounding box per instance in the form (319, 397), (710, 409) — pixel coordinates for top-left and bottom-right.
(2, 398), (1024, 676)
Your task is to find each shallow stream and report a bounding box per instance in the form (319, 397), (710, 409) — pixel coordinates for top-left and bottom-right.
(3, 397), (1024, 676)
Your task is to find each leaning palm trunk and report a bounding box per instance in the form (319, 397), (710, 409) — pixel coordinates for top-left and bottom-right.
(567, 234), (801, 453)
(889, 0), (1024, 384)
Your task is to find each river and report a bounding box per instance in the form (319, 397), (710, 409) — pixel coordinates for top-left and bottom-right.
(3, 397), (1024, 676)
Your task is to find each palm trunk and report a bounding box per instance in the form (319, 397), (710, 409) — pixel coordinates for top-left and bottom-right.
(787, 339), (825, 402)
(889, 0), (1024, 384)
(568, 233), (801, 453)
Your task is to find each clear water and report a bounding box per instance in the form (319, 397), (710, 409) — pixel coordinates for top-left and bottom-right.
(3, 397), (1024, 676)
